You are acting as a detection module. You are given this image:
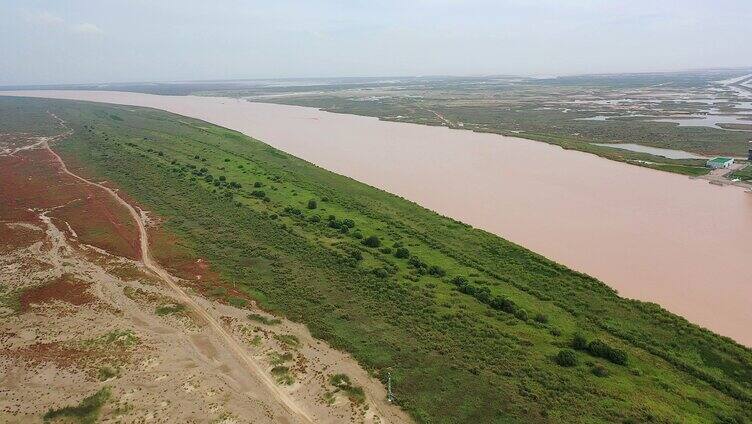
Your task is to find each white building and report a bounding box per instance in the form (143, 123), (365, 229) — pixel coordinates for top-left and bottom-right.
(706, 157), (734, 169)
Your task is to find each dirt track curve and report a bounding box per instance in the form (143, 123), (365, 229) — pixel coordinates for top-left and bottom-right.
(44, 113), (315, 424)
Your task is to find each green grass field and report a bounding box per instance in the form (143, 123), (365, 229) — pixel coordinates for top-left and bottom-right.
(3, 96), (750, 423)
(731, 164), (752, 182)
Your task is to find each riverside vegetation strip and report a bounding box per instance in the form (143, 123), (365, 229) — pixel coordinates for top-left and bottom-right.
(3, 97), (750, 423)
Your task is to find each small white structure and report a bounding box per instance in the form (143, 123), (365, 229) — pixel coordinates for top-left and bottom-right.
(706, 157), (734, 169)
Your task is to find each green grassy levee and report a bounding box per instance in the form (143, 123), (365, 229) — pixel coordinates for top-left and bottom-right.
(3, 96), (750, 424)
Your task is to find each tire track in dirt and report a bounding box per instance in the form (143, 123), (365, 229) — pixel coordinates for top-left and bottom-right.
(44, 113), (316, 424)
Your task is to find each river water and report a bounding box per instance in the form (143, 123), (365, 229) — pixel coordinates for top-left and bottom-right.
(3, 90), (751, 346)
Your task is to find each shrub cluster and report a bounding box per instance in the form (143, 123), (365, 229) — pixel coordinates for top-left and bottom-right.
(183, 164), (242, 191)
(394, 247), (410, 259)
(451, 277), (518, 314)
(327, 216), (356, 232)
(450, 277), (546, 325)
(329, 374), (365, 404)
(372, 268), (389, 278)
(572, 333), (588, 350)
(363, 235), (381, 248)
(592, 364), (609, 377)
(284, 206), (302, 216)
(571, 334), (628, 366)
(587, 340), (628, 366)
(555, 349), (578, 367)
(406, 256), (444, 277)
(428, 265), (446, 277)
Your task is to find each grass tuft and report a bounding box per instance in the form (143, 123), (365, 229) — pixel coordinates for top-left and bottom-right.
(247, 313), (281, 325)
(155, 303), (185, 316)
(43, 387), (111, 424)
(329, 373), (365, 404)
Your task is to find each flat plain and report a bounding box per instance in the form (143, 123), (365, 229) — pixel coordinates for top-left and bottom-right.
(1, 96), (750, 423)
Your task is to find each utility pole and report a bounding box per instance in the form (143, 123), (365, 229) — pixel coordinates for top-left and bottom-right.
(387, 371), (394, 403)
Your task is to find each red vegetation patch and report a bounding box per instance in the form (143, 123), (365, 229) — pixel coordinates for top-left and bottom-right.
(50, 191), (141, 260)
(148, 227), (255, 307)
(0, 342), (90, 369)
(0, 340), (129, 374)
(0, 222), (45, 253)
(19, 275), (95, 312)
(0, 150), (74, 222)
(149, 228), (221, 283)
(0, 146), (140, 259)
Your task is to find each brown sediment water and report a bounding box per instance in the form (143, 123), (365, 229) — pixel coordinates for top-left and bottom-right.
(3, 90), (751, 346)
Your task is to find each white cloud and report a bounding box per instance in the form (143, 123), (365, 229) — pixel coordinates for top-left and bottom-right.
(26, 10), (64, 26)
(71, 23), (104, 35)
(24, 10), (103, 35)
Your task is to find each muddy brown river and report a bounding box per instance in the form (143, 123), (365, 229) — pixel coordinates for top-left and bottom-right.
(3, 90), (751, 346)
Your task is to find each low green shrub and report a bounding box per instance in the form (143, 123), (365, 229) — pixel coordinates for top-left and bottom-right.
(373, 268), (389, 278)
(572, 333), (588, 350)
(587, 339), (628, 365)
(329, 373), (365, 404)
(556, 349), (578, 367)
(394, 247), (410, 258)
(155, 303), (185, 316)
(592, 364), (609, 377)
(227, 296), (248, 308)
(363, 236), (381, 248)
(247, 313), (281, 325)
(44, 387), (111, 424)
(271, 366), (294, 385)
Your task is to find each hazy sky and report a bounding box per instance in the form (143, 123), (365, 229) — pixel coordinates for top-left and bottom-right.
(2, 0), (751, 85)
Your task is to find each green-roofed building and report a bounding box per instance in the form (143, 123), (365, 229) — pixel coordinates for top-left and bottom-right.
(706, 157), (734, 169)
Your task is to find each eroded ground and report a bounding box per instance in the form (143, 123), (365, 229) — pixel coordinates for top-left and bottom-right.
(0, 130), (409, 423)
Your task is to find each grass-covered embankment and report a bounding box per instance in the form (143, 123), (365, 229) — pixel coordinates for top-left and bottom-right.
(3, 96), (750, 424)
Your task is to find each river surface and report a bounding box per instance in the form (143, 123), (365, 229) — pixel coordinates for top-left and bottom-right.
(3, 90), (751, 346)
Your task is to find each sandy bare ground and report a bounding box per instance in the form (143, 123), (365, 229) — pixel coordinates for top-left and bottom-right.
(0, 124), (411, 423)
